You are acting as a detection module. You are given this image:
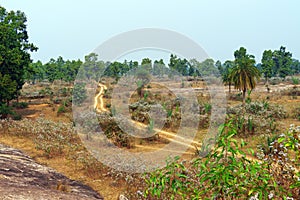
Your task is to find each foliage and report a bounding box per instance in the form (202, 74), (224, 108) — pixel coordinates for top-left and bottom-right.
(273, 46), (293, 79)
(1, 118), (77, 158)
(291, 77), (299, 85)
(218, 60), (234, 92)
(227, 101), (286, 135)
(0, 73), (18, 104)
(257, 124), (300, 198)
(12, 102), (28, 109)
(230, 47), (261, 106)
(72, 82), (87, 106)
(57, 105), (66, 115)
(143, 121), (278, 199)
(261, 50), (275, 82)
(0, 104), (14, 119)
(0, 6), (38, 106)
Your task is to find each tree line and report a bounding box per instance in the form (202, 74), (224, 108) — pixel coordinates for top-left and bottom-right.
(1, 5), (300, 118)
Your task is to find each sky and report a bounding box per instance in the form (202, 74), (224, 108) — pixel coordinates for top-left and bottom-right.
(1, 0), (300, 64)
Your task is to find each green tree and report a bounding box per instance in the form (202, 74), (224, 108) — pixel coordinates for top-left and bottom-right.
(261, 50), (274, 83)
(169, 55), (190, 76)
(141, 58), (152, 71)
(0, 6), (38, 105)
(221, 60), (234, 93)
(273, 46), (292, 79)
(230, 47), (261, 106)
(153, 59), (166, 76)
(80, 53), (105, 81)
(72, 82), (87, 106)
(23, 60), (45, 84)
(291, 59), (300, 75)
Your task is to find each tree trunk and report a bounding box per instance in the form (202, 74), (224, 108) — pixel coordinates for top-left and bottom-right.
(229, 83), (231, 93)
(242, 89), (246, 107)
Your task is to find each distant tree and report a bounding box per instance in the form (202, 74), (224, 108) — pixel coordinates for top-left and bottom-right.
(261, 50), (274, 83)
(72, 82), (87, 106)
(79, 53), (105, 81)
(45, 58), (58, 83)
(215, 60), (222, 75)
(273, 46), (292, 79)
(221, 60), (234, 93)
(128, 60), (139, 71)
(0, 6), (38, 107)
(169, 55), (190, 76)
(153, 59), (166, 76)
(291, 59), (300, 75)
(24, 60), (45, 84)
(141, 58), (152, 71)
(104, 61), (122, 80)
(62, 59), (82, 83)
(230, 47), (261, 106)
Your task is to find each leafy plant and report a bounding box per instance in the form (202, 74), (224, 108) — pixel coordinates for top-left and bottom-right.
(12, 102), (29, 109)
(0, 104), (14, 119)
(292, 77), (299, 85)
(143, 121), (277, 199)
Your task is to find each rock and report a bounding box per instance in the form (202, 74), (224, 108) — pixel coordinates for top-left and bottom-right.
(0, 144), (103, 200)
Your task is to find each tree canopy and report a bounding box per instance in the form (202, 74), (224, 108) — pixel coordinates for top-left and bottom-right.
(0, 6), (37, 105)
(230, 47), (261, 106)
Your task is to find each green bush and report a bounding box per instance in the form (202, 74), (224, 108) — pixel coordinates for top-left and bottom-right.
(143, 121), (285, 199)
(57, 105), (66, 115)
(12, 102), (29, 109)
(72, 82), (87, 106)
(12, 113), (22, 120)
(0, 104), (13, 119)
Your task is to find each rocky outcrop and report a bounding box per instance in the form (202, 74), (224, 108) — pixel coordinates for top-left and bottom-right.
(0, 144), (103, 200)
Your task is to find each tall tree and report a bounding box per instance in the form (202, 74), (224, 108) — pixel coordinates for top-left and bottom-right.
(261, 50), (274, 83)
(291, 59), (300, 75)
(221, 60), (234, 93)
(153, 59), (166, 76)
(141, 58), (152, 72)
(230, 47), (261, 106)
(273, 46), (292, 79)
(0, 6), (38, 106)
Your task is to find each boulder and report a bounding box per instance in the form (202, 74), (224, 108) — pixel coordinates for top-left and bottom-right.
(0, 144), (103, 200)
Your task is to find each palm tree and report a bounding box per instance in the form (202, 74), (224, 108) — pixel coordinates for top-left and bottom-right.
(230, 47), (261, 106)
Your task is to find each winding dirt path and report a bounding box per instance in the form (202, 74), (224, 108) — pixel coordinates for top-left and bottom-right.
(94, 83), (200, 152)
(94, 83), (108, 112)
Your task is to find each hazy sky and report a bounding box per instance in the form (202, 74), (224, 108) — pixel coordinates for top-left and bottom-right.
(1, 0), (300, 64)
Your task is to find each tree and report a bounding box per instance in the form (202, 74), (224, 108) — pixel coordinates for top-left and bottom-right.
(153, 59), (166, 76)
(261, 50), (274, 83)
(291, 59), (300, 75)
(273, 46), (292, 79)
(220, 60), (234, 93)
(230, 47), (261, 106)
(0, 6), (38, 106)
(79, 53), (105, 81)
(141, 58), (152, 71)
(23, 60), (45, 84)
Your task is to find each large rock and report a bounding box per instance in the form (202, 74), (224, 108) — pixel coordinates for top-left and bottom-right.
(0, 144), (103, 200)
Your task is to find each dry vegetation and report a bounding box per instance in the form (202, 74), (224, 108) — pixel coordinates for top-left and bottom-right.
(0, 77), (300, 199)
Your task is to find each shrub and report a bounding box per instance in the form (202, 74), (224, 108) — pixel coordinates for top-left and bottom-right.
(292, 77), (299, 85)
(143, 121), (278, 199)
(12, 113), (22, 120)
(57, 105), (66, 115)
(227, 101), (286, 135)
(0, 104), (14, 119)
(72, 82), (87, 106)
(257, 124), (300, 198)
(12, 102), (29, 109)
